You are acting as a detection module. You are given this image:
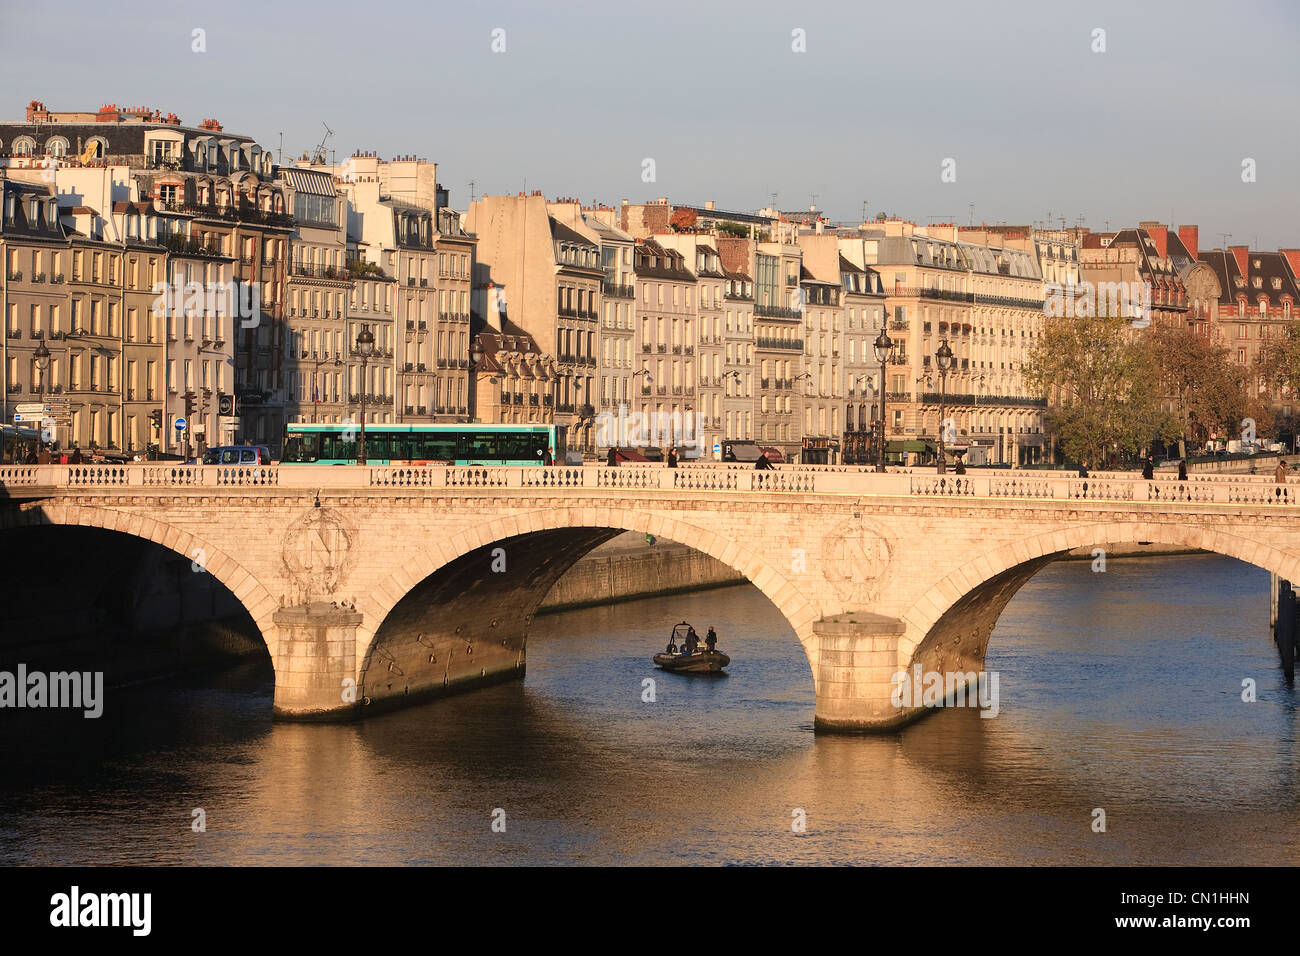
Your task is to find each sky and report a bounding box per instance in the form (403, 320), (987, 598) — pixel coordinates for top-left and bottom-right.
(2, 0), (1297, 249)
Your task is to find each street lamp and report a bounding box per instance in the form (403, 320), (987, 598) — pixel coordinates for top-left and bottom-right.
(354, 323), (375, 464)
(873, 328), (894, 472)
(33, 340), (50, 396)
(935, 338), (953, 473)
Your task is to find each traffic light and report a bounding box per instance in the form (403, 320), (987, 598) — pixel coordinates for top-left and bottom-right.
(217, 393), (236, 416)
(150, 409), (162, 430)
(184, 393), (195, 419)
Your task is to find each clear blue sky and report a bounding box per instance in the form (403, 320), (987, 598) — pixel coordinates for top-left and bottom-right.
(2, 0), (1296, 249)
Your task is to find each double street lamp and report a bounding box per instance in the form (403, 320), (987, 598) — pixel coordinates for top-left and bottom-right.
(872, 327), (894, 472)
(33, 340), (50, 396)
(353, 323), (375, 465)
(935, 338), (953, 473)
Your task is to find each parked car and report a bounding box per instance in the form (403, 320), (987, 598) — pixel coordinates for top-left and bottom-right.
(202, 445), (274, 465)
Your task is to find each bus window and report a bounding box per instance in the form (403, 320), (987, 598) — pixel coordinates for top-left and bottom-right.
(455, 432), (484, 461)
(414, 435), (456, 461)
(321, 434), (359, 461)
(282, 433), (319, 462)
(364, 437), (390, 461)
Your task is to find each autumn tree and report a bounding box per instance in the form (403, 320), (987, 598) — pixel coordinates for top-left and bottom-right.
(669, 207), (698, 232)
(1143, 323), (1252, 456)
(1257, 319), (1300, 397)
(1024, 313), (1180, 465)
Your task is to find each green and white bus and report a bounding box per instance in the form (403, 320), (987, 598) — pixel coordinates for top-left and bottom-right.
(281, 422), (569, 466)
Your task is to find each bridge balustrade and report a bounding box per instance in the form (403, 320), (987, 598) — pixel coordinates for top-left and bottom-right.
(0, 463), (1295, 506)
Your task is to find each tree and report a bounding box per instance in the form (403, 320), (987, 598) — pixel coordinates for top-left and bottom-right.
(669, 207), (698, 232)
(1144, 323), (1250, 456)
(1024, 313), (1180, 465)
(1257, 319), (1300, 397)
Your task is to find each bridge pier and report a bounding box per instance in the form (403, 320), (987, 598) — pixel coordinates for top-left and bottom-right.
(272, 603), (362, 720)
(812, 615), (911, 732)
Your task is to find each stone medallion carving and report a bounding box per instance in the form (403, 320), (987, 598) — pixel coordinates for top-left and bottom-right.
(821, 519), (893, 606)
(282, 507), (356, 604)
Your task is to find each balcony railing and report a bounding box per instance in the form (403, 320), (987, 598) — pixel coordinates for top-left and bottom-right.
(602, 280), (635, 298)
(919, 392), (1048, 408)
(756, 336), (803, 350)
(891, 286), (974, 303)
(290, 263), (349, 280)
(974, 293), (1045, 310)
(755, 304), (800, 319)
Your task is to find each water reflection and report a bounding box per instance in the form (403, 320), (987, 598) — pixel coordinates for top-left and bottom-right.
(1, 554), (1297, 865)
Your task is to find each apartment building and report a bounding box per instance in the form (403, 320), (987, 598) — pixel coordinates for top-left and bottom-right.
(548, 200), (636, 450)
(280, 166), (353, 426)
(1197, 244), (1299, 414)
(467, 192), (601, 451)
(632, 238), (697, 453)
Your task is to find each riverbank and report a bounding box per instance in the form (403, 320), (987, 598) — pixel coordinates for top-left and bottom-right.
(538, 533), (745, 613)
(538, 533), (1202, 613)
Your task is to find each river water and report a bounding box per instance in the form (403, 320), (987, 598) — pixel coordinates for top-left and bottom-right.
(1, 553), (1296, 865)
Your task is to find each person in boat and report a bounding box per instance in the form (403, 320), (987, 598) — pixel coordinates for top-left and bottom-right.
(705, 627), (717, 653)
(685, 626), (699, 655)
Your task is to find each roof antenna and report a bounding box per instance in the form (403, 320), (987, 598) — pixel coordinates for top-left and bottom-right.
(312, 122), (334, 165)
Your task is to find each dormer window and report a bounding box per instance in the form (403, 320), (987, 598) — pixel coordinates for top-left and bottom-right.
(1253, 259), (1261, 268)
(1235, 277), (1245, 288)
(46, 200), (57, 227)
(1253, 277), (1262, 289)
(1272, 278), (1282, 290)
(45, 137), (69, 158)
(12, 136), (34, 157)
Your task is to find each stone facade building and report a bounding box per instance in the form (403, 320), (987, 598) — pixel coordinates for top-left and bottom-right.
(467, 192), (601, 451)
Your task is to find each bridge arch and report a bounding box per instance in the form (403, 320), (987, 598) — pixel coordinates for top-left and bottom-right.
(899, 519), (1300, 673)
(0, 502), (280, 663)
(356, 504), (819, 708)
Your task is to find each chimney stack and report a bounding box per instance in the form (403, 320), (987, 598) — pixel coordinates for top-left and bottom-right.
(1139, 221), (1168, 258)
(1177, 225), (1199, 260)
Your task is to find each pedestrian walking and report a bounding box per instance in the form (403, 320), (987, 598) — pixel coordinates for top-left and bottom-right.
(1276, 459), (1289, 485)
(1078, 460), (1089, 478)
(1177, 460), (1187, 481)
(607, 446), (618, 467)
(1141, 456), (1154, 480)
(667, 448), (678, 468)
(543, 446), (554, 466)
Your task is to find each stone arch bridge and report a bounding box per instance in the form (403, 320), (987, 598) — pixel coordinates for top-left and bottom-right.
(2, 463), (1296, 731)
